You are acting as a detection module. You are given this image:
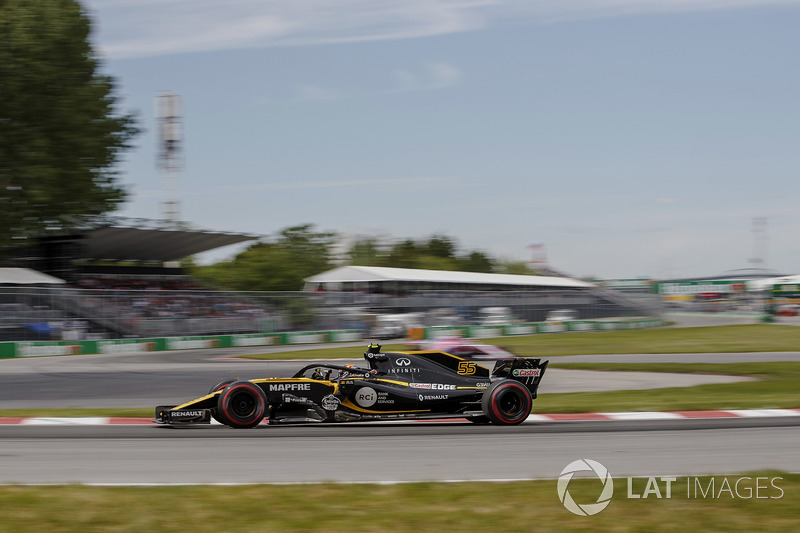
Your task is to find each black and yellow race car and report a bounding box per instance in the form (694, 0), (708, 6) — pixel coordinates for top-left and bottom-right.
(154, 343), (548, 428)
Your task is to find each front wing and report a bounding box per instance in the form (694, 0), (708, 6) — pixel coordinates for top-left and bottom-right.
(154, 405), (212, 424)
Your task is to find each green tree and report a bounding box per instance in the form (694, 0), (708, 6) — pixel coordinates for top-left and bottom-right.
(424, 235), (457, 259)
(385, 239), (422, 269)
(416, 255), (458, 271)
(191, 225), (336, 291)
(0, 0), (138, 253)
(276, 224), (336, 276)
(344, 235), (533, 275)
(347, 238), (382, 266)
(458, 251), (495, 273)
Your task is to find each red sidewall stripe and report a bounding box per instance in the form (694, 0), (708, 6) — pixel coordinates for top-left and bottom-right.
(490, 382), (531, 424)
(221, 384), (265, 424)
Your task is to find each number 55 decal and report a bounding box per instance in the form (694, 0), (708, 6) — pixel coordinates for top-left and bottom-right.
(457, 361), (477, 375)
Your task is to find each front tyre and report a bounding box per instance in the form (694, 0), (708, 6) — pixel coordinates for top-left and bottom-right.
(216, 381), (267, 428)
(481, 380), (532, 425)
(209, 380), (235, 424)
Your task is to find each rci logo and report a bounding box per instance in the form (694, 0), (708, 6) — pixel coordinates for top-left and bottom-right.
(355, 387), (377, 408)
(557, 459), (614, 516)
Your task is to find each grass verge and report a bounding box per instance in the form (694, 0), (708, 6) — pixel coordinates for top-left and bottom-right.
(0, 473), (796, 532)
(536, 362), (800, 413)
(237, 325), (800, 360)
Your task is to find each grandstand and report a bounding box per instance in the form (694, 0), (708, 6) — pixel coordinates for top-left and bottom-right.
(0, 268), (69, 341)
(1, 219), (662, 342)
(2, 217), (260, 341)
(12, 216), (259, 282)
(305, 266), (663, 324)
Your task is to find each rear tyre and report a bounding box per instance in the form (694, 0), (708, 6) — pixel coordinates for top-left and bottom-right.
(480, 380), (532, 425)
(209, 380), (235, 395)
(209, 380), (235, 424)
(216, 381), (267, 428)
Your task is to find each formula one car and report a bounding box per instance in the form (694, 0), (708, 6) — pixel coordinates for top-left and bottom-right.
(154, 343), (548, 428)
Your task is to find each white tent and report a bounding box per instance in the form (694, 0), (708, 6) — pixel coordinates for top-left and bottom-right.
(305, 265), (593, 290)
(746, 274), (800, 292)
(0, 268), (66, 285)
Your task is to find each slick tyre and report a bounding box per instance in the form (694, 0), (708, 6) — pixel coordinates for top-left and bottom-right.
(209, 380), (235, 425)
(216, 381), (267, 428)
(481, 380), (532, 425)
(209, 380), (235, 395)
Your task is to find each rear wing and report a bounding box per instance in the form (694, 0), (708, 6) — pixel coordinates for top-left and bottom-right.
(491, 358), (548, 398)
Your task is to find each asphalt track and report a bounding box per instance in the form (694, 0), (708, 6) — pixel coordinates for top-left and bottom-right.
(2, 313), (798, 484)
(0, 344), (790, 409)
(0, 351), (761, 409)
(1, 418), (798, 484)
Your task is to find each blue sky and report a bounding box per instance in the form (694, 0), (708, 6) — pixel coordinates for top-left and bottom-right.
(84, 0), (800, 279)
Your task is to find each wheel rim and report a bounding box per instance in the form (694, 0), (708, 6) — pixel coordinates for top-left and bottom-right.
(497, 389), (523, 416)
(230, 390), (257, 418)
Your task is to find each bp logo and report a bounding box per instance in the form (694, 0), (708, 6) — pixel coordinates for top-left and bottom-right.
(557, 459), (614, 516)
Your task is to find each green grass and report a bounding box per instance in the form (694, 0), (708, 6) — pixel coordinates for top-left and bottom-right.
(481, 324), (800, 356)
(0, 473), (796, 532)
(237, 325), (800, 360)
(535, 361), (800, 413)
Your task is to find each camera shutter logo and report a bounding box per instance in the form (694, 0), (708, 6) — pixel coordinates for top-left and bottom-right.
(557, 459), (614, 516)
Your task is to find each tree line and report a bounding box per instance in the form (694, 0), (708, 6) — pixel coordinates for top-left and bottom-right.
(190, 224), (539, 291)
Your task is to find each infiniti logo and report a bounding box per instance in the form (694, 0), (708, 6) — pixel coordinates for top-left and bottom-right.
(395, 358), (411, 366)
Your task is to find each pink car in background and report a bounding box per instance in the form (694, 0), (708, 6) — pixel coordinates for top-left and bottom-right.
(407, 337), (518, 360)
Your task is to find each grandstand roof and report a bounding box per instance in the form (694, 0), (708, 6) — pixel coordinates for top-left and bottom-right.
(0, 268), (65, 285)
(305, 265), (594, 289)
(78, 219), (259, 262)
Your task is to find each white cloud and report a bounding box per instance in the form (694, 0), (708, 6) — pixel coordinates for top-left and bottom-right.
(391, 69), (421, 93)
(296, 84), (339, 101)
(428, 62), (463, 89)
(86, 0), (800, 60)
(390, 62), (463, 93)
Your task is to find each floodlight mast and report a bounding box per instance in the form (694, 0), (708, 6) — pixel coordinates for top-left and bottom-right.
(157, 91), (182, 229)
